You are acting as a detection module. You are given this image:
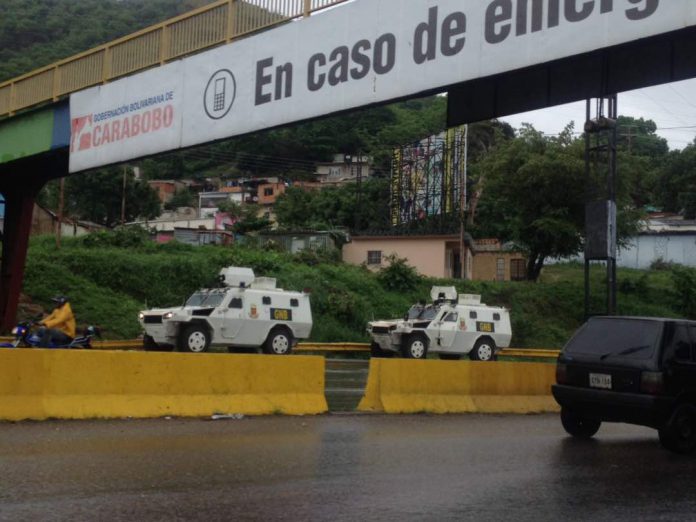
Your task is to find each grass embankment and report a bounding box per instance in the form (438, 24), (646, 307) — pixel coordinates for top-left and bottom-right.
(21, 231), (694, 347)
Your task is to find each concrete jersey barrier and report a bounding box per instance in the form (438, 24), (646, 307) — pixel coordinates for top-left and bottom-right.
(358, 358), (559, 414)
(0, 350), (327, 421)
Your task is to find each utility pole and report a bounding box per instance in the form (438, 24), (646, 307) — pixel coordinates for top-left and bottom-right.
(459, 124), (469, 280)
(121, 166), (127, 225)
(621, 125), (638, 154)
(56, 177), (64, 249)
(584, 95), (618, 317)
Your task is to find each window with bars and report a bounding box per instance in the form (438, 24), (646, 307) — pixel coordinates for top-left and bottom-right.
(496, 258), (505, 281)
(367, 250), (382, 265)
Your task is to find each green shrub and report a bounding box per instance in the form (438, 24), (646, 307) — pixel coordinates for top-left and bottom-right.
(377, 254), (421, 292)
(670, 266), (696, 319)
(79, 226), (151, 249)
(650, 257), (675, 271)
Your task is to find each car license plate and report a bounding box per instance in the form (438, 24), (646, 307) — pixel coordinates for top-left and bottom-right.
(589, 373), (612, 390)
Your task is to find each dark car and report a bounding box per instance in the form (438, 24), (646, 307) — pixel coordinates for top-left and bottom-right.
(552, 316), (696, 453)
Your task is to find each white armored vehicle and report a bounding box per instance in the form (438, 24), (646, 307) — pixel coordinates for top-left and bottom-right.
(367, 286), (511, 361)
(139, 267), (312, 354)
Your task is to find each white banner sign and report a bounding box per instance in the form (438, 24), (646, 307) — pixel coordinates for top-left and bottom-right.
(70, 64), (184, 172)
(70, 0), (695, 172)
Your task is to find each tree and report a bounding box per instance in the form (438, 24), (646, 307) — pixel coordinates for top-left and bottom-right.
(274, 179), (390, 231)
(462, 120), (515, 226)
(654, 143), (696, 215)
(41, 167), (161, 227)
(164, 188), (194, 210)
(0, 0), (206, 82)
(616, 116), (669, 158)
(231, 204), (271, 234)
(474, 124), (641, 281)
(214, 200), (272, 234)
(612, 116), (669, 208)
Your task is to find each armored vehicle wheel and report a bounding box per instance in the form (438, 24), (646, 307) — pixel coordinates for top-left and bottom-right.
(264, 327), (293, 355)
(403, 333), (428, 359)
(178, 324), (211, 353)
(470, 338), (496, 361)
(659, 404), (696, 454)
(560, 407), (601, 439)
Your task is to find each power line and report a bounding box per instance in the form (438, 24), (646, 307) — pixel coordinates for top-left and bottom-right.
(667, 84), (696, 112)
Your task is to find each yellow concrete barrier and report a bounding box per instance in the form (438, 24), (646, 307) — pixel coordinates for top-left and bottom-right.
(358, 359), (559, 414)
(0, 349), (327, 421)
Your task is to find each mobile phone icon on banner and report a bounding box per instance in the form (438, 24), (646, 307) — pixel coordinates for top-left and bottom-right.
(214, 78), (226, 111)
(204, 69), (236, 120)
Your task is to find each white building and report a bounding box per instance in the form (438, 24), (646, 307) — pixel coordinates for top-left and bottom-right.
(315, 154), (372, 185)
(617, 215), (696, 269)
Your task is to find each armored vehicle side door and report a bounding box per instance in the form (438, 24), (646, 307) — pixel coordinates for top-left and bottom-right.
(427, 310), (462, 350)
(220, 295), (246, 340)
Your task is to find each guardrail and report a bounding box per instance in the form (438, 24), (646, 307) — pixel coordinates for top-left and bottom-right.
(500, 348), (560, 359)
(299, 344), (561, 359)
(0, 338), (561, 358)
(296, 342), (372, 353)
(0, 0), (349, 117)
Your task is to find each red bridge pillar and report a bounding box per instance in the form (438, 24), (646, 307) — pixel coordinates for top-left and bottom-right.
(0, 150), (67, 332)
(0, 185), (40, 331)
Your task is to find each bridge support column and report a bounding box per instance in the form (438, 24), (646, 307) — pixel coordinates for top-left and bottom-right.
(0, 184), (41, 332)
(0, 148), (67, 332)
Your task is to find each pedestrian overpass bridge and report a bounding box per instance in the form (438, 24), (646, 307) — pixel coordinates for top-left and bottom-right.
(1, 0), (696, 329)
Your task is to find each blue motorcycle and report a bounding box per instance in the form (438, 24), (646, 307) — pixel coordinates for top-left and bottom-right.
(0, 320), (100, 349)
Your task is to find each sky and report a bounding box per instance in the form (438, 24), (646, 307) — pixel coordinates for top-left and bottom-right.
(500, 78), (696, 151)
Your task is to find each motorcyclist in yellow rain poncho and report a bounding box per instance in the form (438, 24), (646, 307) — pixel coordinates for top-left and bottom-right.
(38, 295), (76, 347)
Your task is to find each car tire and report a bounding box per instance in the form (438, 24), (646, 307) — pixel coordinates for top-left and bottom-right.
(403, 333), (428, 359)
(470, 338), (497, 361)
(438, 353), (461, 361)
(263, 327), (293, 355)
(658, 404), (696, 454)
(178, 324), (211, 353)
(560, 407), (601, 439)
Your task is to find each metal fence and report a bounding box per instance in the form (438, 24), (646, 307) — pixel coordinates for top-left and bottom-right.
(0, 0), (348, 117)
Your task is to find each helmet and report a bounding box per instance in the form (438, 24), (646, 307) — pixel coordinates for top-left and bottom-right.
(51, 295), (68, 306)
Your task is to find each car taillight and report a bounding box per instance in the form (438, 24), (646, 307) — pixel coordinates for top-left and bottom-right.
(640, 371), (664, 395)
(556, 363), (568, 384)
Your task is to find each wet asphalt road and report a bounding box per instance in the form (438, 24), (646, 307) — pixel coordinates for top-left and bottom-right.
(1, 414), (696, 521)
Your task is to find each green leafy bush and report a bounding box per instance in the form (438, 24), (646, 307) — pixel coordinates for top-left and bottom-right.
(670, 266), (696, 319)
(377, 255), (420, 292)
(79, 226), (151, 249)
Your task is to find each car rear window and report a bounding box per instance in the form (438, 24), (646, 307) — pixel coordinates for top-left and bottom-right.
(563, 318), (663, 360)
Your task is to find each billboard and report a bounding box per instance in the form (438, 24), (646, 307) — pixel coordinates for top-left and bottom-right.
(70, 0), (694, 172)
(390, 127), (465, 226)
